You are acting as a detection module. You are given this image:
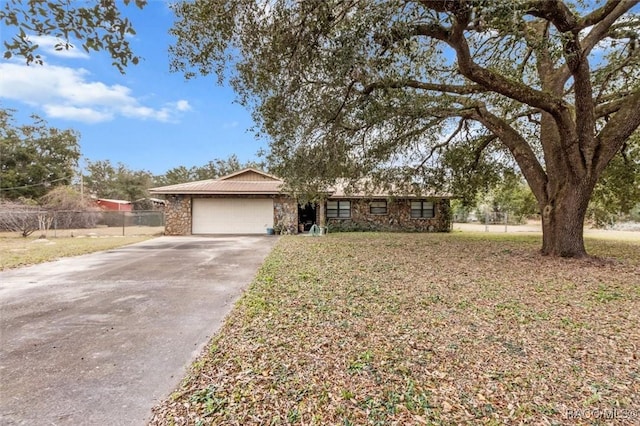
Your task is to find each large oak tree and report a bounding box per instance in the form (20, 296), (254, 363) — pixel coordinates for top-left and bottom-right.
(170, 0), (640, 257)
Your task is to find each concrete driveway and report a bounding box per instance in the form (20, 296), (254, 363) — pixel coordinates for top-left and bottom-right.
(0, 236), (277, 425)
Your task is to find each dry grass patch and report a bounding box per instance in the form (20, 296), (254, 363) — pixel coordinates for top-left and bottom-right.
(151, 233), (640, 425)
(0, 234), (155, 270)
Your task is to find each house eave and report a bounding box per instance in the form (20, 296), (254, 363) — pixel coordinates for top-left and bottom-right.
(149, 190), (284, 196)
(150, 190), (454, 198)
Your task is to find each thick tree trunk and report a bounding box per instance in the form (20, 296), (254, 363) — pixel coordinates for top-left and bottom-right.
(540, 181), (594, 258)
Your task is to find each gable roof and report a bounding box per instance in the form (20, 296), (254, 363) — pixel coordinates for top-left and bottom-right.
(149, 168), (284, 195)
(150, 167), (452, 198)
(219, 168), (281, 182)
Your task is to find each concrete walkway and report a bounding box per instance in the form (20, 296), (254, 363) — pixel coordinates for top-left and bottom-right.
(0, 236), (277, 425)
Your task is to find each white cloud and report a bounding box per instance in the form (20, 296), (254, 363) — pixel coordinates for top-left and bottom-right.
(223, 120), (239, 128)
(43, 105), (113, 123)
(175, 100), (192, 111)
(121, 104), (170, 121)
(0, 62), (190, 124)
(27, 35), (90, 59)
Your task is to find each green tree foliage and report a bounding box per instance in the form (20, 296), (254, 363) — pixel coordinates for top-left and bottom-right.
(0, 109), (80, 200)
(481, 172), (539, 224)
(83, 159), (152, 201)
(193, 155), (244, 180)
(587, 130), (640, 227)
(1, 0), (146, 72)
(170, 0), (640, 257)
(155, 165), (194, 187)
(452, 171), (538, 224)
(154, 154), (265, 186)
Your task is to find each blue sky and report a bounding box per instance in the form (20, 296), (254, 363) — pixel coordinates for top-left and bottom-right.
(0, 1), (266, 176)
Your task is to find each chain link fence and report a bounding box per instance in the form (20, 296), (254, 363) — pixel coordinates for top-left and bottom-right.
(0, 210), (165, 237)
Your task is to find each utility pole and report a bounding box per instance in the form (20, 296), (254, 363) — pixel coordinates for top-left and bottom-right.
(78, 158), (85, 200)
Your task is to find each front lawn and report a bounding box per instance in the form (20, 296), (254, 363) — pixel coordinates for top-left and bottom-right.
(0, 234), (154, 270)
(151, 233), (640, 425)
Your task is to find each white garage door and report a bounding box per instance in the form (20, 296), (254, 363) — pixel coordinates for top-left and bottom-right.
(192, 198), (274, 234)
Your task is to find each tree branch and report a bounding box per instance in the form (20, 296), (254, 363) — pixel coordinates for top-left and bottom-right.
(472, 134), (498, 170)
(416, 118), (465, 170)
(438, 5), (570, 120)
(416, 0), (467, 14)
(595, 90), (640, 174)
(470, 106), (549, 202)
(329, 79), (356, 124)
(581, 1), (638, 55)
(554, 0), (639, 85)
(361, 79), (486, 96)
(412, 96), (549, 202)
(374, 21), (450, 49)
(580, 0), (626, 28)
(595, 91), (635, 117)
(525, 0), (579, 32)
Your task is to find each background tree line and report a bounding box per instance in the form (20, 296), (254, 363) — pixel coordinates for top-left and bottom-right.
(1, 108), (263, 209)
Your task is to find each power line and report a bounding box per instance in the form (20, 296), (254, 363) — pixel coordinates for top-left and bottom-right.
(0, 176), (74, 191)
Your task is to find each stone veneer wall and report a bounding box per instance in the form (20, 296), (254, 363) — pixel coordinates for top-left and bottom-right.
(274, 196), (299, 234)
(327, 198), (451, 232)
(162, 194), (299, 235)
(163, 195), (192, 235)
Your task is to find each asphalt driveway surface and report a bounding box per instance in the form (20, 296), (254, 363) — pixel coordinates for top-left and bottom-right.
(0, 236), (277, 425)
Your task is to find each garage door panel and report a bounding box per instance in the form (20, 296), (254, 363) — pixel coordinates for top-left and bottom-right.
(192, 198), (274, 234)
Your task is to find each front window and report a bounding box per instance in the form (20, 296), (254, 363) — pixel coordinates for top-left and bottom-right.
(327, 200), (351, 218)
(370, 200), (387, 215)
(411, 200), (434, 218)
